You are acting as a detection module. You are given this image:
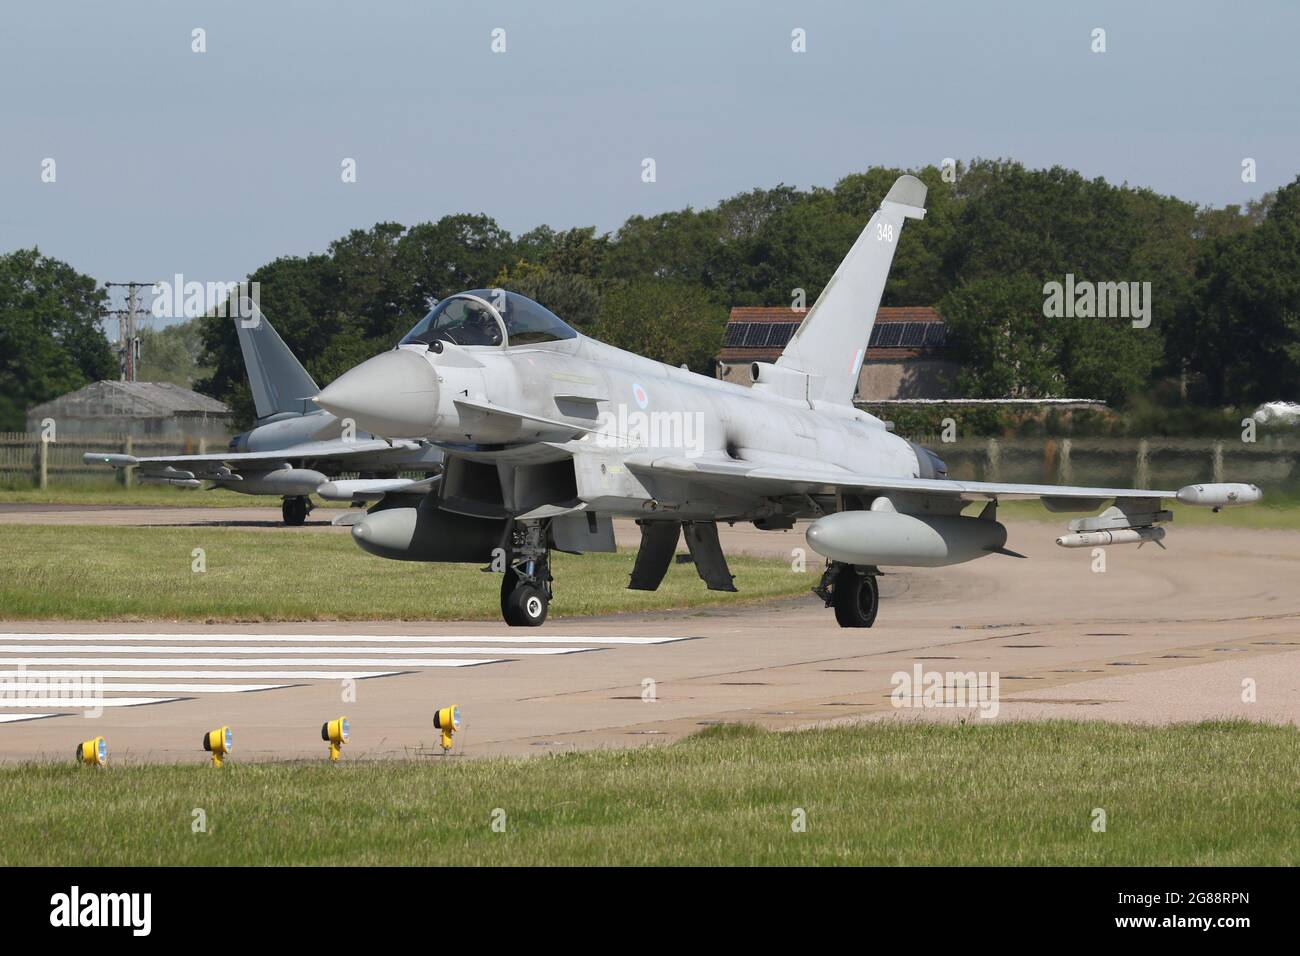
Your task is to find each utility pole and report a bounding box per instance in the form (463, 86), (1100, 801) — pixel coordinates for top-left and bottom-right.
(103, 281), (154, 382)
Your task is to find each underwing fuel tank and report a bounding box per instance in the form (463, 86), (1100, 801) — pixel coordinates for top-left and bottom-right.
(351, 499), (507, 563)
(805, 510), (1008, 568)
(228, 468), (328, 496)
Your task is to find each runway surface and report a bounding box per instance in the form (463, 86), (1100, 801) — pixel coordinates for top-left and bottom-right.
(0, 503), (1297, 763)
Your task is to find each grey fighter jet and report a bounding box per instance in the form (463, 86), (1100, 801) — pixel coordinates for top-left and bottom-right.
(314, 175), (1261, 625)
(83, 311), (443, 524)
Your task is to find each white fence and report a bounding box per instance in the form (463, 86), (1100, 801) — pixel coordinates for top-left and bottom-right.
(0, 432), (228, 488)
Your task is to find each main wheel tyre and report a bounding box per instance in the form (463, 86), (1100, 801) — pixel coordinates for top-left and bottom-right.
(832, 569), (878, 628)
(503, 583), (549, 627)
(282, 496), (310, 526)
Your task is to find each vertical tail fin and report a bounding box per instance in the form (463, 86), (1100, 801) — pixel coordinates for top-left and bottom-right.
(235, 311), (320, 421)
(774, 174), (927, 405)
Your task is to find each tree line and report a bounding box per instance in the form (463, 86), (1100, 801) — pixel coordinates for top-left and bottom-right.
(1, 158), (1295, 431)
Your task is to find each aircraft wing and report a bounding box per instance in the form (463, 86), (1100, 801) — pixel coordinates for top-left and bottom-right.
(625, 453), (1259, 509)
(84, 438), (414, 470)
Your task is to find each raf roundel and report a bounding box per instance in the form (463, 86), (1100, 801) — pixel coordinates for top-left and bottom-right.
(632, 383), (649, 409)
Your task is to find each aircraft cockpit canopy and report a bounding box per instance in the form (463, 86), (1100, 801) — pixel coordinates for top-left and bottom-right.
(400, 290), (577, 349)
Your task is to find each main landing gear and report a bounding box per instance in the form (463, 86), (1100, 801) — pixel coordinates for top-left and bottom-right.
(814, 561), (879, 628)
(282, 495), (312, 526)
(500, 522), (551, 627)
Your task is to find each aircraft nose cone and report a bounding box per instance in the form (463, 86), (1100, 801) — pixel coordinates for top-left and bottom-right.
(314, 349), (438, 438)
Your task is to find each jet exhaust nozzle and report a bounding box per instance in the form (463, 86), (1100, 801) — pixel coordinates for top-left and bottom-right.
(805, 510), (1008, 568)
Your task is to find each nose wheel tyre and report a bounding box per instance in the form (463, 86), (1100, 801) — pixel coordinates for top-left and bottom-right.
(833, 569), (878, 628)
(502, 582), (549, 627)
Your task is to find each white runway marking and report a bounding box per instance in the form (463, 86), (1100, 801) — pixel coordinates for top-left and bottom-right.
(0, 644), (592, 656)
(0, 630), (686, 725)
(0, 682), (292, 694)
(0, 633), (685, 645)
(0, 697), (180, 708)
(0, 657), (500, 668)
(0, 670), (403, 680)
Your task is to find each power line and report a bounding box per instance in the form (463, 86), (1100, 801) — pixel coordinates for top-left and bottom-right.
(102, 281), (157, 382)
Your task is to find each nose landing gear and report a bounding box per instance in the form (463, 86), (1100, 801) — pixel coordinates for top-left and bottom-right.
(500, 521), (552, 626)
(501, 569), (550, 626)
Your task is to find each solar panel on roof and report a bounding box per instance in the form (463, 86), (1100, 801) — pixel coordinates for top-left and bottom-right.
(723, 322), (752, 347)
(767, 323), (797, 347)
(728, 317), (943, 351)
(873, 323), (904, 347)
(899, 322), (928, 348)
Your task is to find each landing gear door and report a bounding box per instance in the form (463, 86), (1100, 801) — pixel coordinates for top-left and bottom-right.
(552, 511), (616, 554)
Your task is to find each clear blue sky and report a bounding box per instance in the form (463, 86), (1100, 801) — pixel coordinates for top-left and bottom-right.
(1, 0), (1294, 320)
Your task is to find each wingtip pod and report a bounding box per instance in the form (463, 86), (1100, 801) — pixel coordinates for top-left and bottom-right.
(1175, 483), (1263, 508)
(884, 174), (928, 214)
(81, 452), (137, 467)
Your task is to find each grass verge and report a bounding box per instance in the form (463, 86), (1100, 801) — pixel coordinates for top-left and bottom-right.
(0, 481), (275, 508)
(0, 525), (815, 621)
(1, 721), (1295, 865)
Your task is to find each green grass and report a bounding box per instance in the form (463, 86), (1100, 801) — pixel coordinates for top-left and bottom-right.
(2, 721), (1296, 865)
(0, 480), (283, 508)
(0, 525), (816, 621)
